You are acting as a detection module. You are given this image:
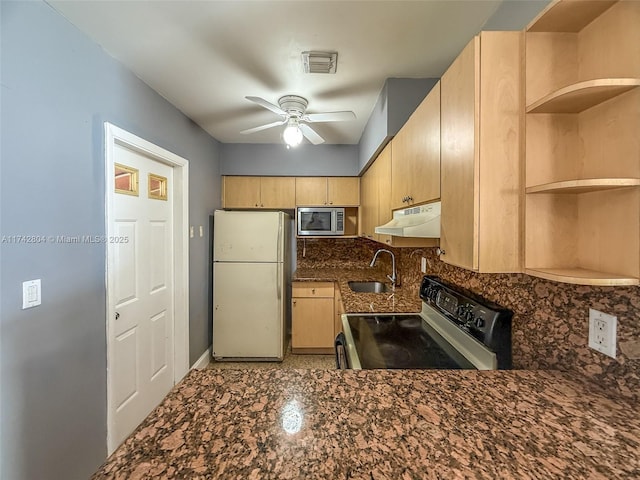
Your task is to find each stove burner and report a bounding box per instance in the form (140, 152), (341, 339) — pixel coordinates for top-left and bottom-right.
(361, 343), (413, 368)
(396, 316), (422, 329)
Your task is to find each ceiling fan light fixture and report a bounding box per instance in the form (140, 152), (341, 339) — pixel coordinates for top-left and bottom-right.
(283, 120), (303, 147)
(302, 51), (338, 74)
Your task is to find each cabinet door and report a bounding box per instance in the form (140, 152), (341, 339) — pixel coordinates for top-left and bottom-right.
(328, 177), (360, 206)
(391, 82), (441, 210)
(260, 177), (295, 208)
(440, 37), (479, 271)
(295, 177), (327, 205)
(359, 166), (376, 239)
(222, 176), (261, 208)
(376, 143), (393, 245)
(291, 297), (334, 348)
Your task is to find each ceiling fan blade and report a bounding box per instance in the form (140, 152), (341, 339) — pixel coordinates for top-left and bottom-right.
(240, 119), (286, 135)
(299, 123), (325, 145)
(245, 96), (287, 116)
(303, 111), (356, 123)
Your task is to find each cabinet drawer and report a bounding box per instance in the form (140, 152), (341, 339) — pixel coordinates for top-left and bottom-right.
(292, 282), (334, 298)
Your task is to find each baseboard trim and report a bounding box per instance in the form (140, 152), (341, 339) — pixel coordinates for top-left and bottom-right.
(191, 348), (211, 370)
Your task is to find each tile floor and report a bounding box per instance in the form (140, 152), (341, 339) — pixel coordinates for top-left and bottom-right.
(207, 343), (336, 370)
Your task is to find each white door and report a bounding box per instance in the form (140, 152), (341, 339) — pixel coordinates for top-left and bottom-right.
(109, 142), (174, 448)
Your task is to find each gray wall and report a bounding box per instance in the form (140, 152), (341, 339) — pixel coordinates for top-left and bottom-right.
(357, 78), (439, 173)
(220, 143), (359, 176)
(483, 0), (552, 30)
(0, 2), (220, 479)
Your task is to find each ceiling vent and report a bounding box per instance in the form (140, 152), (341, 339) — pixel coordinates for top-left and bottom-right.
(302, 51), (338, 74)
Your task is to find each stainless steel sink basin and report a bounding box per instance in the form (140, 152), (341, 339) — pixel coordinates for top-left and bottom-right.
(348, 281), (391, 293)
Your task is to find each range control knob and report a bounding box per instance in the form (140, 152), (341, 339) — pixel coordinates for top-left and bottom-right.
(474, 317), (485, 328)
(427, 286), (441, 302)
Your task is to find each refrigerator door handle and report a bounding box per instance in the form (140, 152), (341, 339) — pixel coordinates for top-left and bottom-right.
(277, 261), (282, 300)
(277, 214), (283, 264)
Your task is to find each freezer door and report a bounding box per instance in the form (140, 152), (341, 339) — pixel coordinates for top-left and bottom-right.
(214, 210), (283, 262)
(213, 262), (284, 359)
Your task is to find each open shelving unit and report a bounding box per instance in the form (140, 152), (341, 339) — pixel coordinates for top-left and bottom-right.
(524, 0), (640, 286)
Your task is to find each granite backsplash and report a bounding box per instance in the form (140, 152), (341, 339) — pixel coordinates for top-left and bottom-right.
(297, 237), (640, 402)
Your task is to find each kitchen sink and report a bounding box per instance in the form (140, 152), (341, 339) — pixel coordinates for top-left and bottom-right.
(348, 281), (391, 293)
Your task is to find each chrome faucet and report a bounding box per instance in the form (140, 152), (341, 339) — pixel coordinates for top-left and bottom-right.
(369, 249), (397, 287)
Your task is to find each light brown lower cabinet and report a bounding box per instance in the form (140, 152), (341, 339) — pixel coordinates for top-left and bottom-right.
(291, 282), (335, 354)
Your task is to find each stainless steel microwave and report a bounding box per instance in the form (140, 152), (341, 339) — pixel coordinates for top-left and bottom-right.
(296, 207), (345, 236)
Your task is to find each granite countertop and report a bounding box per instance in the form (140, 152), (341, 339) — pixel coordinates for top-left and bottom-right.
(92, 368), (640, 479)
(293, 267), (422, 314)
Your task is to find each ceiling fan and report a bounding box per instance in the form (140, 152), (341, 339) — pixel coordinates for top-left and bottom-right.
(240, 95), (356, 146)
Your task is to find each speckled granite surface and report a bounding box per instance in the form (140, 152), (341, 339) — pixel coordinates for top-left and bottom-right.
(294, 266), (422, 314)
(92, 368), (640, 479)
(296, 238), (640, 402)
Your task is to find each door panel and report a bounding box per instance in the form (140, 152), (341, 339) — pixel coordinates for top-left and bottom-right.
(295, 177), (327, 205)
(440, 37), (479, 270)
(213, 262), (282, 358)
(214, 211), (282, 262)
(150, 310), (168, 379)
(222, 176), (261, 208)
(149, 221), (167, 291)
(114, 222), (137, 305)
(114, 327), (138, 410)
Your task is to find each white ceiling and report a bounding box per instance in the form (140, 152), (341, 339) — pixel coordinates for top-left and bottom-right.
(47, 0), (548, 145)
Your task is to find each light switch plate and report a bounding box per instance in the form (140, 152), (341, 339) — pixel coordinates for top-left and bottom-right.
(22, 279), (42, 309)
(421, 257), (427, 273)
(588, 308), (617, 358)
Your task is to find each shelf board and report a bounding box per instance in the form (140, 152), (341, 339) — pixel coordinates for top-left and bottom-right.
(527, 0), (617, 33)
(525, 268), (639, 286)
(526, 79), (640, 113)
(526, 178), (640, 194)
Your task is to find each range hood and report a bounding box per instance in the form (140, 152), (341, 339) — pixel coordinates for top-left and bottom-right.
(375, 202), (440, 238)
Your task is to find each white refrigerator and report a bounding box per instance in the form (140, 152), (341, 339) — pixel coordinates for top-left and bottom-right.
(212, 210), (290, 360)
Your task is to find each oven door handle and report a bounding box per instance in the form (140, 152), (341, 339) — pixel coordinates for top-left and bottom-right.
(335, 333), (349, 369)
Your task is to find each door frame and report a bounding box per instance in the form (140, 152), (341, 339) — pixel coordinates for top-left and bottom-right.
(104, 122), (189, 453)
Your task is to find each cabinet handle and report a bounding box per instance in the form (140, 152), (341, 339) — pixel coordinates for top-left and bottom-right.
(312, 288), (316, 294)
(260, 204), (264, 207)
(437, 248), (445, 256)
(329, 201), (333, 205)
(255, 203), (259, 207)
(293, 300), (296, 306)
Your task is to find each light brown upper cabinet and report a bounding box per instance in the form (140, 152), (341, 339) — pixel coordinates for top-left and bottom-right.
(222, 176), (295, 209)
(295, 177), (360, 206)
(439, 32), (522, 273)
(359, 143), (392, 243)
(391, 81), (441, 209)
(524, 0), (640, 285)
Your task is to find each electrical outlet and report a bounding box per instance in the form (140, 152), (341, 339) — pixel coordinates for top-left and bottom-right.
(420, 257), (427, 273)
(588, 308), (617, 358)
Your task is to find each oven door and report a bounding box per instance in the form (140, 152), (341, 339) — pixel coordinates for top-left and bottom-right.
(334, 333), (349, 369)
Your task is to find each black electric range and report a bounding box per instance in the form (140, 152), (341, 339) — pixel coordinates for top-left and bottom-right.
(335, 276), (512, 370)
